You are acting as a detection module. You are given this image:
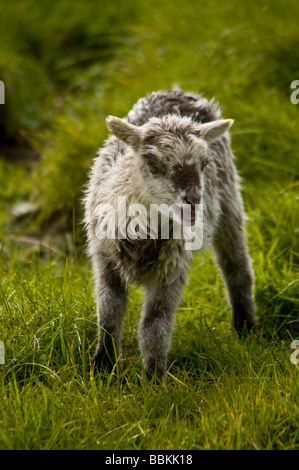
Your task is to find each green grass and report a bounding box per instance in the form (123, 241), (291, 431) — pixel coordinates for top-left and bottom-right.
(0, 247), (298, 450)
(0, 0), (299, 450)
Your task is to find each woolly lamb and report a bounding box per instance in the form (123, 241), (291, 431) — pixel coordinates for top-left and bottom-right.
(84, 89), (257, 381)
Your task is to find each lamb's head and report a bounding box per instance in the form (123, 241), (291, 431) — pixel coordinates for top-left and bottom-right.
(106, 114), (233, 221)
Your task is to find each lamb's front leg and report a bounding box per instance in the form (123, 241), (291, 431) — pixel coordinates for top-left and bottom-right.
(138, 275), (185, 381)
(92, 256), (128, 372)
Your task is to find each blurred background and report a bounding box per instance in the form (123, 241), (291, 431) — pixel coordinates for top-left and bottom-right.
(0, 0), (298, 332)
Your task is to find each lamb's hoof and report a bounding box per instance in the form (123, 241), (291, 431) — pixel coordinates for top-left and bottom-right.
(144, 361), (167, 384)
(234, 318), (259, 338)
(92, 344), (116, 373)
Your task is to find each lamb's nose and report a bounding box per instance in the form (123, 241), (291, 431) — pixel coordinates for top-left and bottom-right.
(185, 194), (201, 206)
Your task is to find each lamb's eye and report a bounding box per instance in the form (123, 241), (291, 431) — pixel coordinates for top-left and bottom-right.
(143, 153), (166, 176)
(148, 164), (165, 176)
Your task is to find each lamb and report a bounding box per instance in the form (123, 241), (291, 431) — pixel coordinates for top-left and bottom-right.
(84, 89), (257, 381)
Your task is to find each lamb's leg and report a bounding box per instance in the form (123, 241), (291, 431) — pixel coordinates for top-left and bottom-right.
(92, 256), (127, 371)
(213, 212), (257, 335)
(138, 275), (185, 381)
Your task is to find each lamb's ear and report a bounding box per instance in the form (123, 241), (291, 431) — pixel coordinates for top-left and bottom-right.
(195, 119), (234, 143)
(106, 116), (141, 149)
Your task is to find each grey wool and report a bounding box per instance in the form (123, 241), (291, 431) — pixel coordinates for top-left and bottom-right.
(84, 89), (257, 381)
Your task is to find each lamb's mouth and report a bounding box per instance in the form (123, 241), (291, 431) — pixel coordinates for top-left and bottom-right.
(171, 204), (197, 223)
(180, 206), (196, 222)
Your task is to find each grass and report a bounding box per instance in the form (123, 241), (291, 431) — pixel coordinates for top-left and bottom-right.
(0, 0), (299, 451)
(0, 248), (298, 450)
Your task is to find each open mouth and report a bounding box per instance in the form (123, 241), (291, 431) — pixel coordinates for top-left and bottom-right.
(180, 205), (196, 222)
(163, 202), (200, 225)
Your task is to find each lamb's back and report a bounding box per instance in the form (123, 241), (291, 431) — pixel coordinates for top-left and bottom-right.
(127, 89), (221, 126)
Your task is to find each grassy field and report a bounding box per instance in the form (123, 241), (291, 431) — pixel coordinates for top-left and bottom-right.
(0, 0), (298, 450)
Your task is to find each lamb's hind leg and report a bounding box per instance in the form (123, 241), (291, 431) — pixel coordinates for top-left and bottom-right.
(92, 256), (127, 372)
(213, 212), (257, 336)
